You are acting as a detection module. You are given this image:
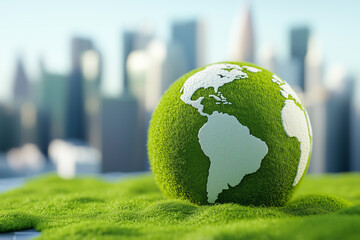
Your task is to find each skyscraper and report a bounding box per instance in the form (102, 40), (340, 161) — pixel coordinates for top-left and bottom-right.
(38, 60), (68, 139)
(37, 59), (68, 154)
(144, 39), (187, 113)
(172, 20), (205, 72)
(325, 66), (353, 172)
(350, 80), (360, 171)
(290, 26), (310, 91)
(123, 39), (188, 171)
(101, 96), (139, 172)
(229, 4), (255, 63)
(101, 30), (152, 173)
(81, 49), (103, 149)
(13, 57), (31, 105)
(126, 49), (149, 171)
(0, 105), (17, 152)
(304, 37), (327, 173)
(12, 57), (38, 147)
(65, 37), (94, 141)
(122, 30), (153, 93)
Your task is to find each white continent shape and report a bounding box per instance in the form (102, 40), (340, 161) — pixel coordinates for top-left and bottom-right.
(272, 75), (312, 186)
(198, 112), (268, 203)
(180, 64), (248, 116)
(180, 63), (268, 203)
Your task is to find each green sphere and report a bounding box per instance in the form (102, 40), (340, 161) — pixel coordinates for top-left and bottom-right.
(148, 62), (312, 206)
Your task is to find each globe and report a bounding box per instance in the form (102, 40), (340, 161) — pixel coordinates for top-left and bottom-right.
(148, 62), (312, 206)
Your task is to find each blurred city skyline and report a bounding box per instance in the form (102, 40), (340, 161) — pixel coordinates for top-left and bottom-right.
(0, 0), (360, 178)
(1, 0), (360, 103)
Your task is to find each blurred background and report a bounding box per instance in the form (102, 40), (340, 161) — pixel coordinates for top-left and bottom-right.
(0, 0), (359, 179)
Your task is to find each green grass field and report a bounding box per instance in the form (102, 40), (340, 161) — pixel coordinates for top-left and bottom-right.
(0, 173), (360, 239)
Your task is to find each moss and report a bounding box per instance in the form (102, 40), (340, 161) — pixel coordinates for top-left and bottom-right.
(0, 173), (360, 239)
(281, 194), (350, 216)
(148, 62), (311, 206)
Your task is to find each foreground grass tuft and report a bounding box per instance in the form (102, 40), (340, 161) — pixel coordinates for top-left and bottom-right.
(1, 173), (360, 239)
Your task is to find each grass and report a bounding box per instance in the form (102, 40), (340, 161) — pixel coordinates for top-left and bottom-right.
(0, 173), (360, 239)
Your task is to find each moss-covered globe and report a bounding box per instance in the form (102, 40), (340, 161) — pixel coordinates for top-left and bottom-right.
(148, 62), (312, 206)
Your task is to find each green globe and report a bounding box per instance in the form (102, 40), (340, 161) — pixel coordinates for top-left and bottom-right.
(148, 62), (312, 206)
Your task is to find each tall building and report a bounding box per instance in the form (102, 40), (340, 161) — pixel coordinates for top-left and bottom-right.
(144, 39), (187, 113)
(65, 37), (94, 141)
(38, 60), (67, 139)
(125, 39), (187, 171)
(304, 37), (327, 173)
(325, 66), (353, 172)
(350, 79), (360, 171)
(13, 57), (31, 106)
(122, 30), (153, 93)
(12, 57), (37, 147)
(126, 49), (150, 171)
(101, 30), (152, 173)
(229, 4), (255, 63)
(0, 105), (17, 152)
(172, 20), (205, 72)
(290, 26), (310, 91)
(101, 96), (139, 172)
(18, 102), (38, 146)
(126, 50), (149, 102)
(37, 59), (68, 154)
(160, 41), (188, 92)
(81, 49), (103, 149)
(101, 50), (142, 172)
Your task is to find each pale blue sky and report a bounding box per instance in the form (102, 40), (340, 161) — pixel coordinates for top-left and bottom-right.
(1, 0), (359, 102)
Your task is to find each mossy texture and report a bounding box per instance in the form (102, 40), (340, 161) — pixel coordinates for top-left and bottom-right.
(0, 173), (360, 239)
(148, 62), (311, 206)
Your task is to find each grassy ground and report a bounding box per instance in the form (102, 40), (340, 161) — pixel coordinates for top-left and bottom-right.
(0, 173), (360, 240)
